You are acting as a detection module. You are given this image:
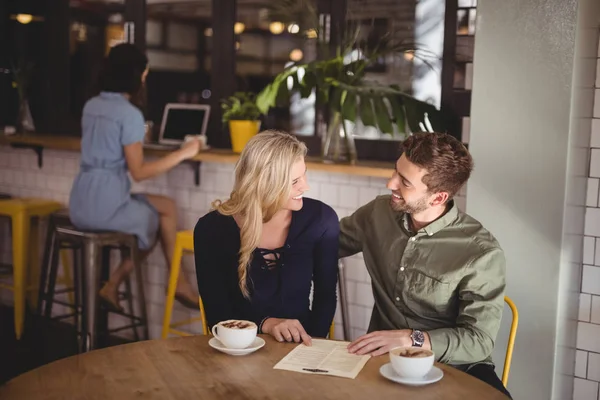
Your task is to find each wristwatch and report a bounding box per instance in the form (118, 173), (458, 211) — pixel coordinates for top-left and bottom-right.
(411, 329), (425, 347)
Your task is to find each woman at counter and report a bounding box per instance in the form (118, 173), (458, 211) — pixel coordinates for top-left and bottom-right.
(69, 43), (200, 311)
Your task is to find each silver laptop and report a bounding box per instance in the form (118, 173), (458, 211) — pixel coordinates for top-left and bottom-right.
(144, 103), (210, 150)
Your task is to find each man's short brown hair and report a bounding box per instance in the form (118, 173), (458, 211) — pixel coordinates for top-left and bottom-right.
(401, 132), (473, 199)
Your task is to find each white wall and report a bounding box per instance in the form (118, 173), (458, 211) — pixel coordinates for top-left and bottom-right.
(575, 13), (600, 400)
(467, 0), (597, 399)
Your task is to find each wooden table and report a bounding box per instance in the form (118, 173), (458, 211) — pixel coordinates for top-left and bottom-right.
(0, 336), (509, 399)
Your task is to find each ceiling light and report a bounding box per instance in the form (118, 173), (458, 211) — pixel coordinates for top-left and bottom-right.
(10, 14), (43, 24)
(234, 22), (245, 35)
(287, 24), (300, 34)
(306, 29), (317, 39)
(269, 22), (285, 35)
(16, 14), (32, 24)
(289, 49), (303, 62)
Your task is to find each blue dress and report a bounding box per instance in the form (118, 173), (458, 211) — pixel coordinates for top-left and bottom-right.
(69, 92), (159, 250)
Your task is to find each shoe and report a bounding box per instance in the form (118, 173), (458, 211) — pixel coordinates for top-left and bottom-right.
(98, 284), (125, 313)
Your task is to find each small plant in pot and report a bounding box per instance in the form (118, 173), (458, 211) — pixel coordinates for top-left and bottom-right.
(221, 92), (262, 153)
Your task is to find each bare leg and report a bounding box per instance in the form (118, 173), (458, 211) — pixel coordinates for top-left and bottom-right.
(144, 194), (198, 305)
(99, 246), (153, 311)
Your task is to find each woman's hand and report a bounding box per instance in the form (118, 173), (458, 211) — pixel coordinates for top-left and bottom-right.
(262, 318), (312, 346)
(179, 138), (201, 160)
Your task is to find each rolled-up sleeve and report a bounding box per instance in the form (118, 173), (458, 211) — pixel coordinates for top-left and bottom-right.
(427, 247), (506, 364)
(339, 200), (376, 258)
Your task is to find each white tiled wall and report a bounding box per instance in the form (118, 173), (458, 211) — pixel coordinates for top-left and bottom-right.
(576, 30), (600, 400)
(0, 145), (468, 340)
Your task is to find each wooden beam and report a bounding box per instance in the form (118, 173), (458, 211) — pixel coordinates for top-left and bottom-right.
(124, 0), (146, 52)
(40, 0), (71, 134)
(312, 0), (347, 150)
(440, 0), (461, 140)
(196, 21), (207, 72)
(209, 0), (236, 149)
(329, 0), (347, 55)
(0, 1), (10, 128)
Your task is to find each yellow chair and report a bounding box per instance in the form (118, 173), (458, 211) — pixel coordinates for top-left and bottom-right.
(162, 230), (208, 338)
(162, 230), (336, 339)
(502, 296), (519, 386)
(0, 198), (62, 339)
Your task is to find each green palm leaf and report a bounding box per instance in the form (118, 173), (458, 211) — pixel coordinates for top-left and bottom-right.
(373, 97), (393, 134)
(359, 97), (376, 128)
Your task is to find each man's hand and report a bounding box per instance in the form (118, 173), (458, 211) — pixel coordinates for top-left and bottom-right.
(347, 330), (415, 356)
(262, 318), (312, 346)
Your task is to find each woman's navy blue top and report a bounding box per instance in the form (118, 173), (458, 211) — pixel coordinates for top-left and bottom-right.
(193, 198), (339, 337)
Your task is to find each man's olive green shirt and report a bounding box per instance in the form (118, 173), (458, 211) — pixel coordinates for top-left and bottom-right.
(340, 195), (506, 366)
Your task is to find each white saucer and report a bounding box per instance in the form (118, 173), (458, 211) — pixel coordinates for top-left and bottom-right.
(379, 363), (444, 386)
(208, 337), (265, 356)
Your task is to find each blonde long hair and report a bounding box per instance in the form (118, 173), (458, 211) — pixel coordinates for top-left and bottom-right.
(212, 130), (307, 298)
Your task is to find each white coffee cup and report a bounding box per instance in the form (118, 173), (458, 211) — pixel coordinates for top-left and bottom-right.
(389, 347), (435, 379)
(211, 320), (257, 349)
(183, 134), (207, 148)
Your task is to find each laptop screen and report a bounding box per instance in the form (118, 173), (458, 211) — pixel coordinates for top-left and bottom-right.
(162, 107), (208, 142)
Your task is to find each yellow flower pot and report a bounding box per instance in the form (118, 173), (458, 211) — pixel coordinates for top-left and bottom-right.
(229, 120), (261, 153)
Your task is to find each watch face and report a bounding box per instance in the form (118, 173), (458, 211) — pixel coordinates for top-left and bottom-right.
(412, 330), (425, 344)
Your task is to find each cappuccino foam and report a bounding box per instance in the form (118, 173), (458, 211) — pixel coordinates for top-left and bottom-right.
(392, 348), (433, 358)
(220, 320), (256, 330)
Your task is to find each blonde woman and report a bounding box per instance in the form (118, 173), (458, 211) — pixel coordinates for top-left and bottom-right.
(194, 131), (339, 344)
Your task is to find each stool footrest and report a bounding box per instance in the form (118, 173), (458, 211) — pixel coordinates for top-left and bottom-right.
(170, 317), (203, 328)
(52, 287), (75, 295)
(168, 328), (194, 337)
(103, 322), (146, 335)
(50, 313), (79, 322)
(50, 299), (77, 309)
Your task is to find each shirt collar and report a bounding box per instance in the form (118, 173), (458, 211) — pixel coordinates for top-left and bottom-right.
(402, 200), (459, 237)
(100, 91), (127, 99)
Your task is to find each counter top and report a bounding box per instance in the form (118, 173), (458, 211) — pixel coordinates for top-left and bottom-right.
(0, 134), (393, 179)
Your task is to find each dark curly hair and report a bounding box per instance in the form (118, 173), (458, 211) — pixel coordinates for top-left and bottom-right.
(401, 132), (473, 199)
(99, 43), (148, 106)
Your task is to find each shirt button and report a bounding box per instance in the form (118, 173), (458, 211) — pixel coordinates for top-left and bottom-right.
(410, 237), (416, 242)
(428, 232), (433, 236)
(395, 297), (400, 301)
(400, 267), (405, 272)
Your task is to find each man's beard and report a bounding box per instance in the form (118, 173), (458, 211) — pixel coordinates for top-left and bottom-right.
(390, 194), (430, 214)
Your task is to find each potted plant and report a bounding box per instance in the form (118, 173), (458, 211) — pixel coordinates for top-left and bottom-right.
(257, 1), (446, 164)
(221, 92), (262, 153)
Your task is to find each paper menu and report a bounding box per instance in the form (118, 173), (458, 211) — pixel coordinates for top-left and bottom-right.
(273, 339), (371, 379)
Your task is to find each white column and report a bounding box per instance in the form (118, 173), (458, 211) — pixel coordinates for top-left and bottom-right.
(467, 0), (599, 399)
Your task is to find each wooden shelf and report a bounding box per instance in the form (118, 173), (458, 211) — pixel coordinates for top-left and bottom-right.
(0, 134), (393, 179)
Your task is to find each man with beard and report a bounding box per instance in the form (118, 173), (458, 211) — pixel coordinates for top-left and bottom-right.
(339, 132), (510, 397)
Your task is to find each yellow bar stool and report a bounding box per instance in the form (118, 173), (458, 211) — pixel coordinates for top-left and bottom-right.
(161, 231), (336, 339)
(162, 230), (208, 338)
(0, 198), (62, 339)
